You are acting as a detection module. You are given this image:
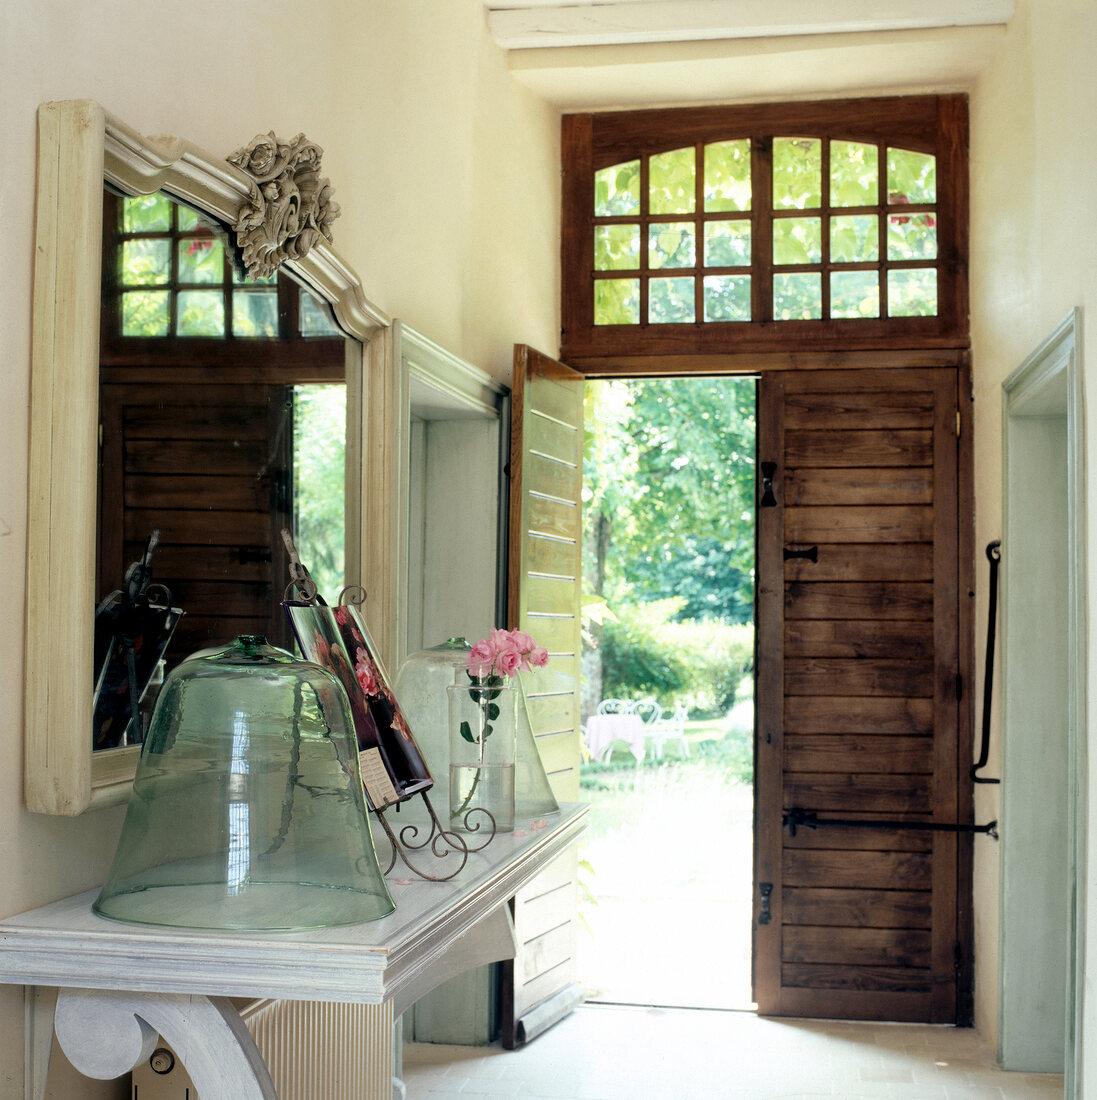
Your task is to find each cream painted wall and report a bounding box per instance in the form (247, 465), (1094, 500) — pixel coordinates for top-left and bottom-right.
(0, 2), (558, 1096)
(969, 0), (1097, 1083)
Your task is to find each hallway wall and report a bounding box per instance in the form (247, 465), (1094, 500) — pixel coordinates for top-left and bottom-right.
(968, 0), (1097, 1083)
(0, 3), (558, 1096)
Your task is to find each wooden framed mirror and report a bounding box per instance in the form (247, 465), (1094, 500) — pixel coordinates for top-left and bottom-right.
(26, 100), (388, 814)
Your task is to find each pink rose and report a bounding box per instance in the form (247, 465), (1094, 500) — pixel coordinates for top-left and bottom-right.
(467, 639), (495, 677)
(512, 630), (535, 652)
(529, 646), (549, 668)
(497, 647), (521, 677)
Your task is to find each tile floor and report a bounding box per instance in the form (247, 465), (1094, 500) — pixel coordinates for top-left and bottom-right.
(400, 1003), (1064, 1100)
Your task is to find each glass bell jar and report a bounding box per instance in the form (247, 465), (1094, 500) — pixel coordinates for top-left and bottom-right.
(394, 637), (559, 820)
(94, 635), (395, 931)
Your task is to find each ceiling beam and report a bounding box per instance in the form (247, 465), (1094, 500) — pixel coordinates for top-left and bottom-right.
(487, 0), (1014, 50)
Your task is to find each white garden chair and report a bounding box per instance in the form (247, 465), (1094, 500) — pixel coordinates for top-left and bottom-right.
(596, 698), (635, 715)
(649, 702), (691, 760)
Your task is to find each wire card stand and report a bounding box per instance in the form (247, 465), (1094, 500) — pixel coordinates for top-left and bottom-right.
(279, 530), (496, 884)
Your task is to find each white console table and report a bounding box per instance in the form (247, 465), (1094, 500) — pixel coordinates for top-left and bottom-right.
(0, 804), (588, 1100)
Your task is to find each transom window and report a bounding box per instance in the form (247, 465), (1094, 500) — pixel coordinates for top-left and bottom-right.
(562, 96), (967, 361)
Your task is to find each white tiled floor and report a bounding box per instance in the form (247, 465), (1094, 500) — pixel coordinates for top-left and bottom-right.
(400, 1003), (1064, 1100)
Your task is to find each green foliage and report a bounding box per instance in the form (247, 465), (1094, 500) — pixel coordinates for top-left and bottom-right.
(293, 384), (347, 601)
(584, 375), (756, 624)
(601, 599), (753, 717)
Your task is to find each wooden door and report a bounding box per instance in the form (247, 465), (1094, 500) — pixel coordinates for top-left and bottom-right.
(754, 367), (961, 1023)
(98, 382), (294, 664)
(502, 345), (584, 1046)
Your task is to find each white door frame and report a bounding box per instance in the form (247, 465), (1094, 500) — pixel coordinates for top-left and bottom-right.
(1000, 308), (1086, 1089)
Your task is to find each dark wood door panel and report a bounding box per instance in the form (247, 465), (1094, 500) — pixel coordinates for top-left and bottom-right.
(785, 428), (933, 467)
(784, 543), (934, 582)
(783, 695), (934, 735)
(785, 581), (934, 621)
(785, 618), (935, 658)
(783, 389), (935, 429)
(782, 887), (932, 928)
(784, 734), (934, 774)
(783, 926), (933, 967)
(784, 466), (933, 506)
(755, 366), (961, 1024)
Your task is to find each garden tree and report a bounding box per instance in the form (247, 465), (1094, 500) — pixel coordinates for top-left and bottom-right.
(582, 376), (756, 714)
(581, 383), (642, 714)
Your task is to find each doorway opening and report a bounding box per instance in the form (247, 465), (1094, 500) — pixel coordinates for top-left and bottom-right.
(576, 374), (757, 1011)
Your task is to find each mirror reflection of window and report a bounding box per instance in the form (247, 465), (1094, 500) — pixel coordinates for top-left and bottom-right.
(95, 189), (347, 750)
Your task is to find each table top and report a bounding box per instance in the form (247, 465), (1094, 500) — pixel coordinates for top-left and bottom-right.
(0, 804), (588, 1006)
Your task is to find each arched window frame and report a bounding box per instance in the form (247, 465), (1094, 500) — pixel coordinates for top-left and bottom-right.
(561, 95), (968, 366)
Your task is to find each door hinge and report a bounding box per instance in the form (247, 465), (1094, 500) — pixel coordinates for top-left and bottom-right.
(956, 410), (962, 438)
(758, 882), (773, 925)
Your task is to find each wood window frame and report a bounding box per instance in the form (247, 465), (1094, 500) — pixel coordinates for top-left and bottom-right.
(100, 190), (346, 379)
(561, 95), (969, 369)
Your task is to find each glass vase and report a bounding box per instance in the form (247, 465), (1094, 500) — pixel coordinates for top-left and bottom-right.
(448, 680), (516, 833)
(93, 635), (394, 931)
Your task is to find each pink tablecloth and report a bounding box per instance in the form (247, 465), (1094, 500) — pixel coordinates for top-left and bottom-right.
(585, 713), (647, 763)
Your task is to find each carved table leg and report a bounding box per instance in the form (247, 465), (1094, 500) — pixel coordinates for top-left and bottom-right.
(24, 986), (55, 1100)
(53, 987), (277, 1098)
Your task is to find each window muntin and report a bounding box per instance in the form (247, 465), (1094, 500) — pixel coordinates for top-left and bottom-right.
(590, 137), (942, 328)
(110, 194), (340, 339)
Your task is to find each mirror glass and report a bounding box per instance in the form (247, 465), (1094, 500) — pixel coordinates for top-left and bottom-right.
(93, 187), (350, 750)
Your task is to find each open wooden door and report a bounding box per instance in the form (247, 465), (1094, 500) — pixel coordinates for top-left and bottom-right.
(502, 344), (584, 1046)
(98, 381), (294, 661)
(754, 366), (962, 1023)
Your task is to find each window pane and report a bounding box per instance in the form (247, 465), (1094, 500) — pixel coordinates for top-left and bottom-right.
(830, 270), (880, 318)
(122, 194), (171, 233)
(887, 213), (938, 261)
(830, 140), (878, 206)
(830, 215), (879, 262)
(233, 264), (277, 286)
(595, 160), (641, 217)
(178, 235), (224, 283)
(594, 279), (640, 325)
(888, 268), (938, 317)
(887, 148), (937, 204)
(595, 225), (640, 270)
(704, 275), (751, 322)
(773, 138), (821, 209)
(122, 290), (169, 336)
(649, 223), (695, 269)
(774, 272), (822, 319)
(233, 289), (279, 336)
(300, 290), (342, 335)
(650, 276), (695, 323)
(649, 147), (696, 215)
(704, 221), (751, 267)
(176, 290), (225, 335)
(704, 139), (751, 212)
(177, 206), (200, 232)
(122, 239), (170, 285)
(773, 217), (822, 265)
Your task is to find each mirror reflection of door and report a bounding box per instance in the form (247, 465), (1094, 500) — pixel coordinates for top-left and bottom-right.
(95, 188), (348, 749)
